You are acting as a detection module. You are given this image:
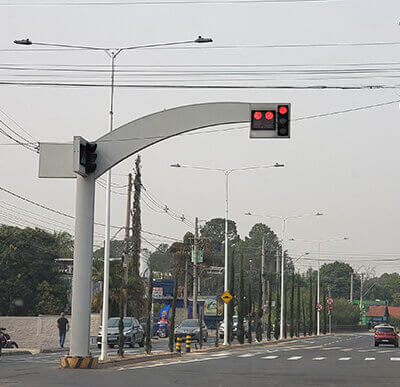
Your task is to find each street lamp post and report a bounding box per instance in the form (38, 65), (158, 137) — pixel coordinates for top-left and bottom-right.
(289, 237), (348, 336)
(245, 212), (323, 340)
(171, 162), (284, 346)
(15, 36), (212, 360)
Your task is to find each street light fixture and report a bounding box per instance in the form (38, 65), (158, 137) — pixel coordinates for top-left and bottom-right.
(15, 35), (212, 360)
(171, 162), (284, 346)
(288, 236), (349, 335)
(245, 211), (323, 340)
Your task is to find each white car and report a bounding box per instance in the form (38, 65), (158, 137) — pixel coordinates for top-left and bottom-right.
(219, 316), (249, 339)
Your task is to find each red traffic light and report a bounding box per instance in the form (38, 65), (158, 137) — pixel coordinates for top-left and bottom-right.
(265, 111), (274, 120)
(279, 106), (288, 115)
(253, 111), (262, 120)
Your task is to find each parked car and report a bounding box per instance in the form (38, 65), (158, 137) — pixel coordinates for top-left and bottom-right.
(97, 317), (144, 349)
(174, 319), (208, 342)
(374, 324), (399, 347)
(219, 316), (249, 339)
(139, 316), (158, 337)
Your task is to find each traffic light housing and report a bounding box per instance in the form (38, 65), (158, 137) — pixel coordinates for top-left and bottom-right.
(250, 103), (291, 138)
(73, 136), (97, 177)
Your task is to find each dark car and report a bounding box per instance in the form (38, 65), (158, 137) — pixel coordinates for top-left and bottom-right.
(139, 316), (158, 337)
(174, 319), (208, 342)
(374, 325), (399, 347)
(97, 317), (144, 348)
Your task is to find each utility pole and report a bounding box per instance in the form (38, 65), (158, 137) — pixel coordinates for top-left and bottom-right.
(193, 217), (199, 319)
(350, 273), (353, 303)
(123, 173), (133, 316)
(261, 237), (266, 330)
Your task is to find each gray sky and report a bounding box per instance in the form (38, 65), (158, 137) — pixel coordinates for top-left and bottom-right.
(1, 0), (400, 275)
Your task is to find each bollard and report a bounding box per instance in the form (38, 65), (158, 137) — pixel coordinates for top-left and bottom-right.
(185, 335), (191, 353)
(176, 336), (182, 353)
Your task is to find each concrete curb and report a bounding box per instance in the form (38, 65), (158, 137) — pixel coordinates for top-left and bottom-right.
(40, 348), (70, 354)
(98, 334), (330, 369)
(0, 350), (33, 356)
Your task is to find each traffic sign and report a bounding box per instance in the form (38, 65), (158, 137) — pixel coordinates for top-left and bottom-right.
(326, 297), (334, 305)
(221, 291), (233, 304)
(316, 303), (323, 311)
(328, 305), (333, 311)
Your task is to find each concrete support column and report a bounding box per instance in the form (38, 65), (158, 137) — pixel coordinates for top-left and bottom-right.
(70, 174), (96, 357)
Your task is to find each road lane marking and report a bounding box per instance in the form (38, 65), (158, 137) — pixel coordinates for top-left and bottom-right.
(321, 347), (343, 351)
(119, 357), (216, 371)
(341, 348), (353, 352)
(365, 358), (375, 361)
(261, 355), (278, 360)
(338, 357), (351, 361)
(212, 352), (232, 357)
(390, 357), (400, 361)
(312, 357), (326, 361)
(287, 356), (302, 360)
(238, 353), (258, 358)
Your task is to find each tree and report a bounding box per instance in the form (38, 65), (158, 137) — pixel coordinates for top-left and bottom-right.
(308, 273), (313, 335)
(118, 291), (125, 357)
(131, 155), (142, 276)
(267, 277), (272, 340)
(320, 262), (355, 299)
(296, 273), (301, 337)
(237, 252), (245, 344)
(200, 218), (240, 254)
(0, 226), (69, 316)
(145, 265), (153, 354)
(248, 276), (253, 344)
(290, 271), (295, 338)
(322, 286), (327, 334)
(302, 300), (307, 336)
(255, 271), (263, 342)
(331, 298), (360, 325)
(168, 268), (179, 352)
(314, 273), (318, 335)
(228, 249), (235, 344)
(274, 278), (280, 340)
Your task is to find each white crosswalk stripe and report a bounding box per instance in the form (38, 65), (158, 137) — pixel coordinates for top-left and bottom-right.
(287, 356), (302, 361)
(390, 357), (400, 361)
(312, 357), (326, 361)
(365, 358), (375, 361)
(261, 355), (278, 360)
(338, 357), (351, 361)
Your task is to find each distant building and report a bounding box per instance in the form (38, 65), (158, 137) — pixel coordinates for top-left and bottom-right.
(366, 305), (400, 326)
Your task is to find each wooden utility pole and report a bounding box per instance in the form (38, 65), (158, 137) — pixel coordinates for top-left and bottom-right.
(184, 259), (188, 310)
(193, 217), (199, 319)
(123, 173), (133, 316)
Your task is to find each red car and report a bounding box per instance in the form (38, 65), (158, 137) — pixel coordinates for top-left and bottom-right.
(374, 325), (399, 347)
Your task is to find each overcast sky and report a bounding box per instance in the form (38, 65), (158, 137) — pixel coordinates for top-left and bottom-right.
(1, 0), (400, 275)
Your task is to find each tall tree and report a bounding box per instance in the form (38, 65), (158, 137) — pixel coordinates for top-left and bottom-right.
(302, 300), (307, 336)
(274, 279), (280, 340)
(248, 276), (253, 344)
(267, 278), (272, 340)
(314, 273), (318, 335)
(145, 265), (153, 354)
(322, 286), (327, 335)
(308, 273), (313, 336)
(296, 273), (301, 337)
(290, 271), (295, 338)
(131, 155), (142, 276)
(255, 271), (263, 342)
(228, 249), (235, 344)
(168, 262), (179, 352)
(237, 252), (245, 344)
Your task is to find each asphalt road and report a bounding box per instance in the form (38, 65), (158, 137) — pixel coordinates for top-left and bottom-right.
(2, 333), (400, 387)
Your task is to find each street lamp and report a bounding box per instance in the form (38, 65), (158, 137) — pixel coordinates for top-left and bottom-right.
(245, 212), (323, 340)
(15, 35), (212, 360)
(289, 237), (349, 336)
(171, 162), (284, 346)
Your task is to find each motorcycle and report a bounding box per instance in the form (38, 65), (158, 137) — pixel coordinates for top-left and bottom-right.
(156, 320), (168, 338)
(0, 328), (19, 348)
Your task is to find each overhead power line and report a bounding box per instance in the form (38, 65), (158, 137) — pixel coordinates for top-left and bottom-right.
(0, 0), (353, 6)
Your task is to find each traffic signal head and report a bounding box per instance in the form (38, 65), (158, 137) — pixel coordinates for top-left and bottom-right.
(73, 136), (97, 177)
(250, 103), (291, 138)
